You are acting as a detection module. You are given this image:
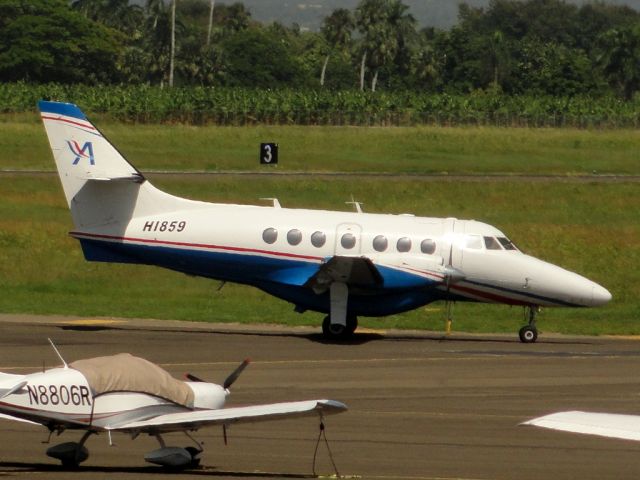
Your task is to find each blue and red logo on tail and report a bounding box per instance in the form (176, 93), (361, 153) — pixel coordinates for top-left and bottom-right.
(67, 140), (95, 165)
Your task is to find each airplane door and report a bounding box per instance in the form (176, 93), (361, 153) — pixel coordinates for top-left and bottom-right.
(334, 223), (362, 255)
(443, 218), (465, 269)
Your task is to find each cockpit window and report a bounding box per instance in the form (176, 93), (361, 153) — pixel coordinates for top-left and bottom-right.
(497, 237), (518, 251)
(484, 236), (503, 250)
(464, 235), (483, 250)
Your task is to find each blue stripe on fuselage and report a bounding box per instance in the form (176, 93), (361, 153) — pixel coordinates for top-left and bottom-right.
(77, 238), (443, 315)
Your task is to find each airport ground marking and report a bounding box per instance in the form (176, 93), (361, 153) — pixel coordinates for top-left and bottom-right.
(61, 318), (127, 326)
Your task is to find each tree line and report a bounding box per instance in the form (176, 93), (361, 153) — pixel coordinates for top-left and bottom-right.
(1, 0), (639, 100)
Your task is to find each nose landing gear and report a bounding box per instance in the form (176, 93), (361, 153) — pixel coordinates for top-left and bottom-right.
(519, 306), (539, 343)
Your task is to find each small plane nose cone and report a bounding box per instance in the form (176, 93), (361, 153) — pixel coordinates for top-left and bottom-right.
(591, 283), (612, 307)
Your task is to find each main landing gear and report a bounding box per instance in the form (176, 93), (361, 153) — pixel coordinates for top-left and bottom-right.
(46, 431), (92, 468)
(321, 282), (358, 340)
(144, 433), (202, 469)
(518, 305), (540, 343)
(322, 314), (357, 340)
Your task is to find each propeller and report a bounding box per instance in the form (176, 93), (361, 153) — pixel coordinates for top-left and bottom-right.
(185, 358), (251, 389)
(185, 373), (204, 382)
(223, 358), (250, 390)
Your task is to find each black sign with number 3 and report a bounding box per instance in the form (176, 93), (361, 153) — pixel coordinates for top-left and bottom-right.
(260, 143), (278, 165)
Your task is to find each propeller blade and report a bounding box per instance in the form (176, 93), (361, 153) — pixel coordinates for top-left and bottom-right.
(223, 358), (250, 390)
(185, 373), (205, 382)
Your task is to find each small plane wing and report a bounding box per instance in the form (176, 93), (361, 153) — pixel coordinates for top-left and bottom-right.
(0, 379), (28, 400)
(522, 411), (640, 442)
(108, 399), (346, 433)
(0, 412), (39, 425)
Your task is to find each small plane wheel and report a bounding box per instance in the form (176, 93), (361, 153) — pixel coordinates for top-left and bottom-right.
(346, 314), (358, 335)
(61, 459), (79, 469)
(322, 316), (353, 340)
(519, 325), (538, 343)
(185, 447), (201, 468)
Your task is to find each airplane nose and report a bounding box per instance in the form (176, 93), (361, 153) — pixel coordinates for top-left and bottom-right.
(590, 283), (612, 307)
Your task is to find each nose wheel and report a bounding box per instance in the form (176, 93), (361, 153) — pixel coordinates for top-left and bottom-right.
(519, 306), (539, 343)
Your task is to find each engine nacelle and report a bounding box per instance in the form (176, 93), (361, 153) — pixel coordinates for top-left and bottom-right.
(186, 382), (227, 410)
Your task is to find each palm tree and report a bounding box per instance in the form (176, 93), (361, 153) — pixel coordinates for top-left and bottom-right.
(320, 8), (355, 87)
(169, 0), (176, 87)
(206, 0), (215, 47)
(597, 25), (640, 100)
(143, 0), (172, 86)
(72, 0), (142, 36)
(145, 0), (165, 30)
(355, 0), (388, 91)
(356, 0), (415, 91)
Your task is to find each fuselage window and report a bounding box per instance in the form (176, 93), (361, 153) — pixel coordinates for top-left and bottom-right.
(484, 236), (503, 250)
(287, 229), (302, 246)
(464, 235), (483, 250)
(373, 235), (388, 252)
(421, 238), (436, 254)
(311, 231), (326, 248)
(397, 237), (412, 252)
(341, 233), (356, 249)
(262, 228), (277, 244)
(498, 237), (517, 251)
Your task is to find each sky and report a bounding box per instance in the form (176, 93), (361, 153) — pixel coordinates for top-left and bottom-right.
(231, 0), (640, 31)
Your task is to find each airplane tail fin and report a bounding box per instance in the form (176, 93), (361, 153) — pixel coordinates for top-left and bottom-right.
(38, 100), (144, 207)
(38, 101), (198, 232)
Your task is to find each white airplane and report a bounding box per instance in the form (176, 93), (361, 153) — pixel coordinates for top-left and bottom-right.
(523, 411), (640, 442)
(0, 342), (346, 468)
(38, 101), (611, 343)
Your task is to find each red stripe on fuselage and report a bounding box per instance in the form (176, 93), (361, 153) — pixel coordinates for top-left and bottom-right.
(70, 231), (324, 262)
(449, 282), (529, 306)
(71, 232), (551, 306)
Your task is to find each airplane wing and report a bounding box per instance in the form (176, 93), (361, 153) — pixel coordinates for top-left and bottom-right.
(273, 255), (445, 293)
(0, 412), (39, 425)
(0, 379), (28, 400)
(304, 256), (383, 293)
(108, 399), (347, 434)
(522, 411), (640, 441)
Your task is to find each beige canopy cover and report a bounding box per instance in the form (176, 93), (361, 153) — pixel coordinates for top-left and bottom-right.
(70, 353), (194, 407)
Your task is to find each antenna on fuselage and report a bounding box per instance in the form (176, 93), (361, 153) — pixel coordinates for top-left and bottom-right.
(47, 338), (68, 369)
(260, 198), (281, 208)
(346, 195), (363, 213)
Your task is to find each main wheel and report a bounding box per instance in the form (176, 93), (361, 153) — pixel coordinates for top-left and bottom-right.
(185, 446), (201, 468)
(346, 314), (358, 334)
(519, 325), (538, 343)
(322, 316), (355, 340)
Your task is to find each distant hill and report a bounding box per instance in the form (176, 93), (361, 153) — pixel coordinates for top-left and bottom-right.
(232, 0), (640, 30)
(131, 1), (640, 31)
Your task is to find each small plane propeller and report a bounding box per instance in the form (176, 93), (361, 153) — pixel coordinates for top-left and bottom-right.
(185, 373), (204, 382)
(184, 358), (251, 389)
(223, 358), (250, 390)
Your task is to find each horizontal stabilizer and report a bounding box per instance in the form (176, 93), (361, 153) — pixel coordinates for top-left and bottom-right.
(522, 410), (640, 442)
(84, 173), (144, 183)
(109, 399), (347, 433)
(0, 380), (27, 399)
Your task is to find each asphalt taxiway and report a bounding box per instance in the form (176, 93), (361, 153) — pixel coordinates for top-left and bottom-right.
(1, 314), (640, 480)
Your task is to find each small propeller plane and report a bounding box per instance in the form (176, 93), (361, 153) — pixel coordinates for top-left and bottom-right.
(38, 101), (611, 342)
(0, 342), (346, 469)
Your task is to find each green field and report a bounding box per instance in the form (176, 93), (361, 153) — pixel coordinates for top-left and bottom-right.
(1, 114), (639, 175)
(0, 116), (638, 336)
